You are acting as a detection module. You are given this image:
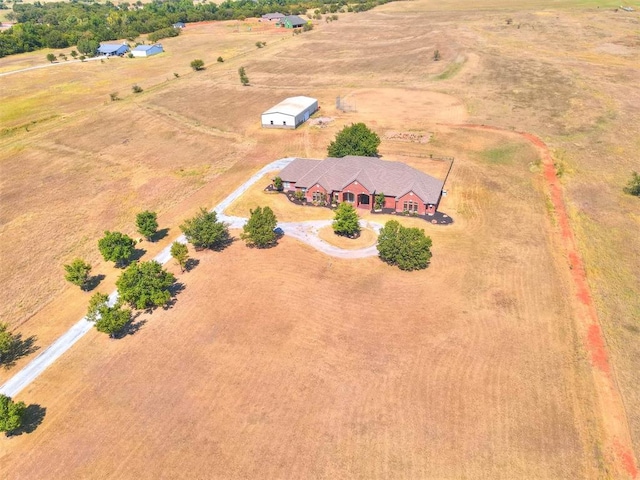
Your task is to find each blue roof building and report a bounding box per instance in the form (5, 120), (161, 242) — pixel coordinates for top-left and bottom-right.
(131, 44), (164, 57)
(97, 43), (130, 56)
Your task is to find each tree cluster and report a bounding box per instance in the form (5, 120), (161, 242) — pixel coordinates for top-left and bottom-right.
(377, 220), (433, 271)
(327, 123), (380, 158)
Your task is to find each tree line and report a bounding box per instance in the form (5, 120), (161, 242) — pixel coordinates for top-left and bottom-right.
(0, 0), (394, 57)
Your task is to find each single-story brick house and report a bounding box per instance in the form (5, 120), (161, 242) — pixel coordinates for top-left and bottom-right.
(278, 156), (445, 215)
(278, 15), (307, 28)
(97, 43), (129, 56)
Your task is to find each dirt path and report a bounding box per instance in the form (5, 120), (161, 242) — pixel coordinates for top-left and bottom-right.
(0, 56), (103, 77)
(443, 122), (638, 480)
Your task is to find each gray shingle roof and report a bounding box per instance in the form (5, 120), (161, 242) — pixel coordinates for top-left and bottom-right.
(282, 15), (306, 25)
(279, 156), (444, 204)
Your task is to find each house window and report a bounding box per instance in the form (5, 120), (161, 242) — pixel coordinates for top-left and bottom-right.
(270, 120), (274, 125)
(312, 192), (324, 203)
(403, 201), (419, 212)
(283, 182), (290, 189)
(283, 121), (287, 125)
(343, 192), (355, 203)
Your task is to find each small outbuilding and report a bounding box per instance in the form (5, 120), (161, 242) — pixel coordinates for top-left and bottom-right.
(278, 15), (307, 28)
(97, 43), (129, 56)
(261, 96), (318, 129)
(131, 44), (164, 57)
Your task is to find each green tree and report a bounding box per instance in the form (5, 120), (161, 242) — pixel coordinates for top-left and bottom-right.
(46, 53), (55, 62)
(376, 220), (401, 265)
(70, 50), (78, 58)
(180, 208), (230, 250)
(116, 260), (176, 310)
(377, 220), (432, 271)
(190, 59), (204, 71)
(623, 171), (640, 197)
(170, 242), (189, 272)
(95, 303), (132, 338)
(273, 176), (283, 191)
(374, 192), (385, 210)
(241, 206), (278, 248)
(86, 292), (109, 322)
(238, 66), (249, 86)
(77, 38), (98, 55)
(0, 394), (26, 435)
(327, 123), (380, 158)
(64, 258), (92, 290)
(332, 202), (360, 237)
(98, 231), (136, 267)
(135, 210), (158, 240)
(0, 323), (15, 365)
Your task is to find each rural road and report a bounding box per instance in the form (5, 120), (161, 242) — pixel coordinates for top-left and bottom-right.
(0, 56), (104, 77)
(0, 157), (381, 398)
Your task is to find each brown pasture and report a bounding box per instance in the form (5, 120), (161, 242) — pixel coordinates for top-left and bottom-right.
(1, 0), (639, 477)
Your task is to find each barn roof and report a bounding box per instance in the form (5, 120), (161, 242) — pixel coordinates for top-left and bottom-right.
(132, 44), (162, 52)
(279, 156), (444, 204)
(282, 15), (306, 25)
(98, 43), (128, 54)
(262, 12), (285, 19)
(262, 96), (317, 117)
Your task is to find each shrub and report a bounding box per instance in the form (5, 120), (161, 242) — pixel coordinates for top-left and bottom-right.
(623, 171), (640, 197)
(132, 84), (143, 93)
(190, 59), (205, 71)
(217, 56), (224, 63)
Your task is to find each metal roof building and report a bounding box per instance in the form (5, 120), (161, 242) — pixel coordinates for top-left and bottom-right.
(97, 43), (129, 56)
(261, 96), (318, 129)
(131, 44), (164, 57)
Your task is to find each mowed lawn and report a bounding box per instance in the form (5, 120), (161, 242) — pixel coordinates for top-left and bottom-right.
(0, 127), (602, 478)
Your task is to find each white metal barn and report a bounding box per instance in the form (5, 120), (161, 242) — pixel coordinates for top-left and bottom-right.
(261, 96), (318, 129)
(131, 44), (164, 57)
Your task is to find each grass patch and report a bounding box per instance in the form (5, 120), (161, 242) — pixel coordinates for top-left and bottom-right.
(480, 143), (522, 165)
(435, 58), (465, 80)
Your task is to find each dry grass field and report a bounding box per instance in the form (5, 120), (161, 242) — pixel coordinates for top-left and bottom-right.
(1, 0), (639, 478)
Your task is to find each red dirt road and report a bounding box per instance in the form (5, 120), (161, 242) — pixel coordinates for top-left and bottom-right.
(442, 123), (638, 479)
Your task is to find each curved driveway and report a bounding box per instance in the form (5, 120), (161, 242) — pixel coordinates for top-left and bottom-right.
(0, 158), (381, 398)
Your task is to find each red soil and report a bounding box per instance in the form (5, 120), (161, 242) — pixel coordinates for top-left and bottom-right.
(440, 123), (638, 479)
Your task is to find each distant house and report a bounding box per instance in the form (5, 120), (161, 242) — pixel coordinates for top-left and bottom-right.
(131, 44), (164, 57)
(261, 96), (318, 129)
(278, 156), (445, 215)
(261, 12), (285, 22)
(173, 22), (186, 29)
(97, 43), (129, 56)
(278, 15), (307, 28)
